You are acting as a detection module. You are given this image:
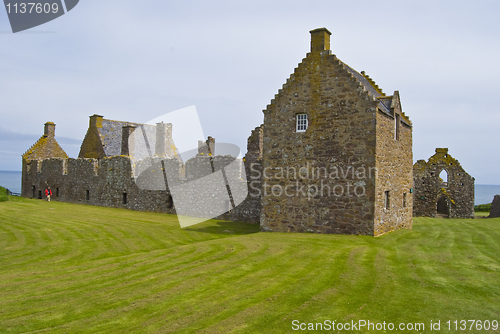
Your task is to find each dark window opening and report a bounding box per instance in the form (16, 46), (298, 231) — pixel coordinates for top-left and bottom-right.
(38, 190), (42, 199)
(123, 192), (127, 205)
(32, 186), (36, 198)
(166, 195), (173, 209)
(384, 191), (390, 210)
(403, 193), (407, 208)
(86, 190), (90, 201)
(56, 188), (60, 197)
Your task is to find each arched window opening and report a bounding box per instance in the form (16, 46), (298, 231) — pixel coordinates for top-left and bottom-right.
(439, 169), (448, 185)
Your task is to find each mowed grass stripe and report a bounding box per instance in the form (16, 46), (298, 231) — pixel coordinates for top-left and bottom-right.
(1, 197), (500, 333)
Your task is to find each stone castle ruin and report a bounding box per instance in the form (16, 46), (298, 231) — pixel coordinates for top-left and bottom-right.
(22, 117), (258, 223)
(413, 148), (474, 218)
(21, 28), (474, 235)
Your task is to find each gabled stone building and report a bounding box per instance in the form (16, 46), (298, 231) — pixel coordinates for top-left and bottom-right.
(79, 114), (176, 160)
(258, 28), (413, 236)
(23, 122), (68, 161)
(413, 148), (474, 218)
(22, 122), (68, 199)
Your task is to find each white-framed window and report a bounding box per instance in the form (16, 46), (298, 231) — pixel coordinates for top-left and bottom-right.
(296, 113), (308, 132)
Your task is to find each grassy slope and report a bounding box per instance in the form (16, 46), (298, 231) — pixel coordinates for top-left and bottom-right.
(0, 197), (499, 333)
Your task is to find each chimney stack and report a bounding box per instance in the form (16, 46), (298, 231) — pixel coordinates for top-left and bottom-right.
(197, 136), (216, 156)
(436, 148), (449, 154)
(310, 27), (331, 53)
(207, 136), (215, 155)
(121, 125), (136, 156)
(155, 122), (173, 157)
(90, 114), (103, 128)
(44, 122), (55, 137)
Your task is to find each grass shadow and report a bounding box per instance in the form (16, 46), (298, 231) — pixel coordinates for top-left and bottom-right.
(183, 219), (260, 236)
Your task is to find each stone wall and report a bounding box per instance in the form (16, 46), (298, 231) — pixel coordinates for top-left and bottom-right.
(224, 126), (264, 223)
(373, 92), (413, 235)
(22, 157), (176, 214)
(413, 148), (474, 218)
(22, 154), (260, 223)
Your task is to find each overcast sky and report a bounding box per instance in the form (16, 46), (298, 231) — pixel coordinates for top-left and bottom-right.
(1, 0), (499, 184)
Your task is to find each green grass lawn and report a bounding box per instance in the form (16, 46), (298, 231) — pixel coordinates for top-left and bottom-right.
(1, 197), (499, 333)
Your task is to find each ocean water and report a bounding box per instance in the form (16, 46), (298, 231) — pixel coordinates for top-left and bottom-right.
(0, 171), (21, 194)
(475, 184), (500, 205)
(1, 170), (498, 204)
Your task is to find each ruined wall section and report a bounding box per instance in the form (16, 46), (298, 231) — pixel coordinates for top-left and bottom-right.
(219, 125), (264, 223)
(413, 148), (474, 218)
(260, 46), (379, 235)
(373, 93), (413, 235)
(23, 153), (260, 222)
(23, 156), (176, 214)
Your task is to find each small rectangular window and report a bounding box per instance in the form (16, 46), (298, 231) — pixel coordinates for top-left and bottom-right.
(384, 191), (390, 210)
(86, 190), (90, 201)
(403, 193), (407, 208)
(296, 114), (308, 132)
(123, 192), (128, 205)
(56, 188), (60, 197)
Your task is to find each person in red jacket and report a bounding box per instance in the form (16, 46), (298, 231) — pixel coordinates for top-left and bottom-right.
(45, 187), (52, 202)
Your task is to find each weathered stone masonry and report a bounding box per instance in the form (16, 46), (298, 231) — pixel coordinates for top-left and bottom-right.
(22, 121), (258, 223)
(23, 28), (418, 236)
(259, 28), (413, 236)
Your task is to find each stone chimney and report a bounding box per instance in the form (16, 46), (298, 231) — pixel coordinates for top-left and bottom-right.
(436, 148), (449, 154)
(121, 125), (136, 156)
(90, 114), (103, 128)
(44, 122), (55, 137)
(197, 136), (216, 156)
(207, 136), (215, 155)
(155, 122), (173, 157)
(310, 27), (331, 53)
